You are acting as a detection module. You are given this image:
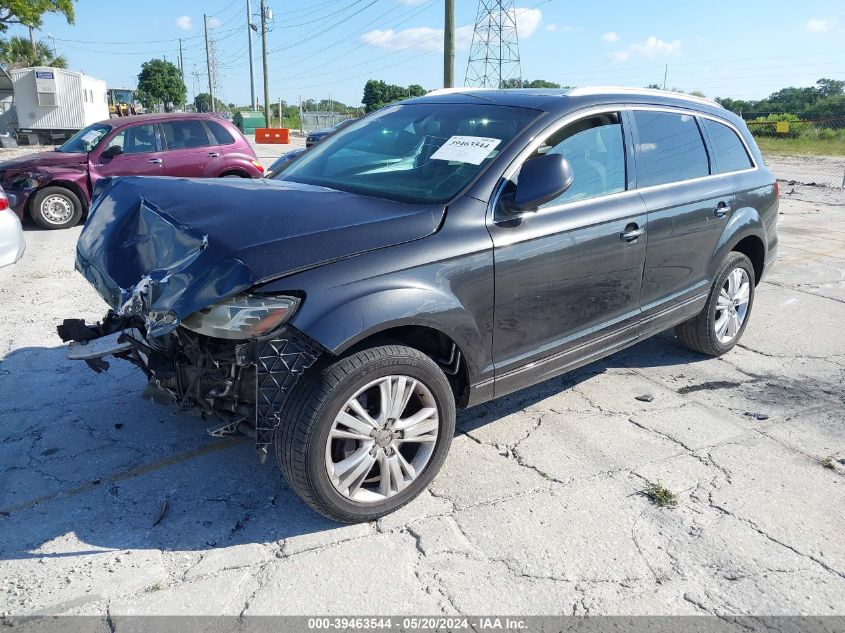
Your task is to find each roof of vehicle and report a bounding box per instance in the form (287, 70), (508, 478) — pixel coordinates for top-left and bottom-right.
(94, 112), (230, 127)
(410, 86), (732, 120)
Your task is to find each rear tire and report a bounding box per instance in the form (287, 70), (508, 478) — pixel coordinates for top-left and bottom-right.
(31, 186), (83, 230)
(675, 251), (756, 356)
(276, 345), (456, 523)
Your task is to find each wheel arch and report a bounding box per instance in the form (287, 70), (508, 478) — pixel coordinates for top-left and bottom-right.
(343, 324), (471, 408)
(28, 179), (89, 215)
(712, 204), (767, 286)
(290, 287), (489, 409)
(220, 169), (250, 178)
(730, 234), (765, 284)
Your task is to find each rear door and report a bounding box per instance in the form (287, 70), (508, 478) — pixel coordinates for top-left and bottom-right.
(490, 108), (648, 396)
(631, 108), (735, 328)
(89, 122), (165, 186)
(159, 119), (218, 177)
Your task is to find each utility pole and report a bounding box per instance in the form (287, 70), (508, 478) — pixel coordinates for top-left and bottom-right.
(444, 0), (455, 88)
(663, 64), (668, 90)
(279, 97), (282, 127)
(260, 0), (271, 127)
(204, 15), (215, 111)
(247, 0), (257, 110)
(179, 39), (185, 84)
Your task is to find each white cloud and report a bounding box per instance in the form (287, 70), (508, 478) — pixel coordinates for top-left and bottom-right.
(362, 26), (444, 52)
(545, 23), (558, 32)
(362, 6), (542, 51)
(806, 18), (833, 32)
(513, 7), (542, 38)
(611, 51), (630, 62)
(176, 15), (192, 30)
(207, 16), (223, 28)
(630, 36), (682, 57)
(601, 31), (619, 42)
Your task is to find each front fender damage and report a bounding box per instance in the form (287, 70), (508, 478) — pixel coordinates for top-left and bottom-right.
(58, 313), (324, 461)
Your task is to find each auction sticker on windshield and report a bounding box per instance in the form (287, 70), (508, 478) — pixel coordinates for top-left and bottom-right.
(431, 136), (501, 165)
(81, 130), (103, 144)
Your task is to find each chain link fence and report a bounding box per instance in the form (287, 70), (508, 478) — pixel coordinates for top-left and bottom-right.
(747, 116), (845, 188)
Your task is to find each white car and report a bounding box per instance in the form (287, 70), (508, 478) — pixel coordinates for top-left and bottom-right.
(0, 187), (25, 268)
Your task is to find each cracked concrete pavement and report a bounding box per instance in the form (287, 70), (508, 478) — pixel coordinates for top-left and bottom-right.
(0, 184), (843, 618)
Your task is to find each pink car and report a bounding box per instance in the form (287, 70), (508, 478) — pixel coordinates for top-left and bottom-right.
(0, 113), (264, 229)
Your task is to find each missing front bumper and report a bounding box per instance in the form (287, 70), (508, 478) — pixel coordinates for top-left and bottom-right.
(59, 312), (323, 462)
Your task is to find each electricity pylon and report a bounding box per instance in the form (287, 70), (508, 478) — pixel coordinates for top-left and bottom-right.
(464, 0), (522, 88)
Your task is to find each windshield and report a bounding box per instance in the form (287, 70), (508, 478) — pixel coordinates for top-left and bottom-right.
(278, 103), (538, 204)
(57, 123), (112, 153)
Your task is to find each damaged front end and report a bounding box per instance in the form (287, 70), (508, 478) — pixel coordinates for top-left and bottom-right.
(59, 312), (322, 461)
(61, 174), (444, 460)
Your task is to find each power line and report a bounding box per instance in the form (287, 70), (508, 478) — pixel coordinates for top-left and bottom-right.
(267, 0), (437, 84)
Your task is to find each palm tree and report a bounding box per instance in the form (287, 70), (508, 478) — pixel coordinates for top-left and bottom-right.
(0, 36), (67, 70)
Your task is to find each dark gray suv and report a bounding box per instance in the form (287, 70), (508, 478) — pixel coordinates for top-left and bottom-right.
(62, 87), (778, 522)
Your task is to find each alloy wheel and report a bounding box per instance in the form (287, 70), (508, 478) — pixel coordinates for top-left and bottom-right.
(714, 267), (751, 344)
(325, 375), (439, 503)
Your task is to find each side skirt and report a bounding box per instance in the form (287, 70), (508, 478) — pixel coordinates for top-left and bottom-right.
(484, 291), (708, 403)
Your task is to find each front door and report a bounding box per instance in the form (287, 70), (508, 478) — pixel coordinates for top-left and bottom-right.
(89, 122), (165, 187)
(489, 109), (648, 397)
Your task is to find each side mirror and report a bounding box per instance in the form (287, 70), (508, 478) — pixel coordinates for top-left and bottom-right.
(102, 145), (124, 159)
(509, 153), (574, 212)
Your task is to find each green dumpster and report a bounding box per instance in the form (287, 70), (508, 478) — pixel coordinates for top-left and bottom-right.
(234, 111), (267, 134)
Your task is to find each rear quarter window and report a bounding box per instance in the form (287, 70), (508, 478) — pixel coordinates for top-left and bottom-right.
(633, 110), (710, 187)
(206, 120), (236, 145)
(701, 118), (754, 173)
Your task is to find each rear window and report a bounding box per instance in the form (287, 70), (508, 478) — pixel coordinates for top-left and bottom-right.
(206, 120), (236, 145)
(701, 118), (753, 173)
(633, 110), (710, 187)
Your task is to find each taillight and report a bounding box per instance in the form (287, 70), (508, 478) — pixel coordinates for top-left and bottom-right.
(774, 181), (780, 198)
(0, 191), (8, 211)
(251, 160), (265, 172)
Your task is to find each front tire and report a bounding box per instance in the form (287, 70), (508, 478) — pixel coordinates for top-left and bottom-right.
(31, 186), (83, 230)
(675, 251), (756, 356)
(276, 345), (456, 523)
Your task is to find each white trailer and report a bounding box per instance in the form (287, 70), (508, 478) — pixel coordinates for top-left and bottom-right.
(10, 66), (109, 145)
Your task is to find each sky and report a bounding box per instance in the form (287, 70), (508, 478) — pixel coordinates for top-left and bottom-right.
(12, 0), (845, 109)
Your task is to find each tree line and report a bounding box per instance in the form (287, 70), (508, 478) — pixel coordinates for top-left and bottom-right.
(715, 79), (844, 120)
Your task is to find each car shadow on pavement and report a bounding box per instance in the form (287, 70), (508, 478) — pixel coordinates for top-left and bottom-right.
(0, 343), (347, 561)
(0, 332), (707, 561)
(457, 331), (710, 436)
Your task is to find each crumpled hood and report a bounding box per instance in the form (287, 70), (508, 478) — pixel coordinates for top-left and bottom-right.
(76, 175), (444, 335)
(0, 151), (87, 171)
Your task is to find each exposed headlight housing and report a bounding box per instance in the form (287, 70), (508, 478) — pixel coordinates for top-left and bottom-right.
(181, 294), (299, 340)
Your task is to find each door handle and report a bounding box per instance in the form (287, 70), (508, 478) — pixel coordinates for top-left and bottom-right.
(147, 158), (163, 164)
(208, 152), (220, 158)
(620, 224), (645, 242)
(714, 201), (731, 218)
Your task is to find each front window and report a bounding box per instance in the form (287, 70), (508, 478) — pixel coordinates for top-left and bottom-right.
(514, 113), (627, 209)
(278, 104), (539, 204)
(56, 123), (111, 153)
(104, 124), (158, 155)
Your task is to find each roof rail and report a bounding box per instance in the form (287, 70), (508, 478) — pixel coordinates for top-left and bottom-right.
(426, 87), (491, 96)
(567, 86), (724, 109)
